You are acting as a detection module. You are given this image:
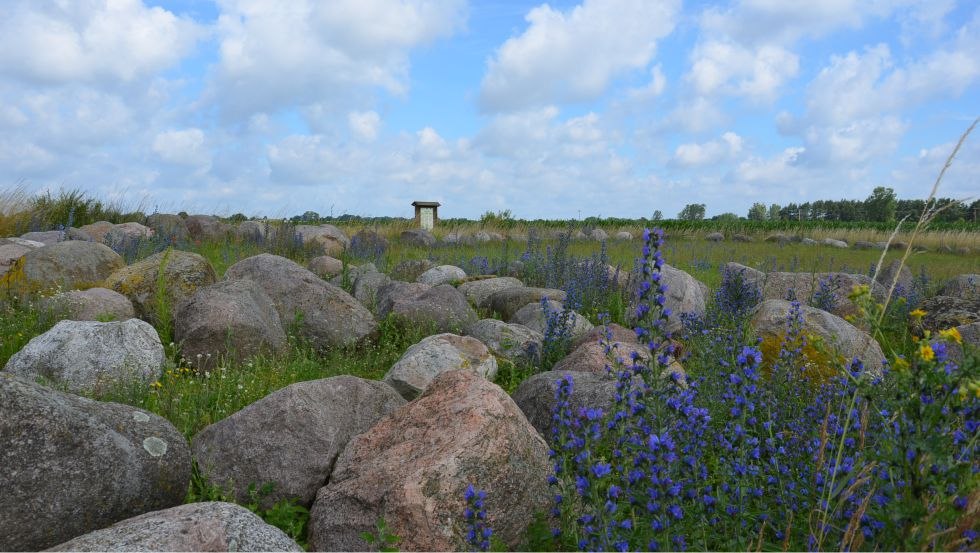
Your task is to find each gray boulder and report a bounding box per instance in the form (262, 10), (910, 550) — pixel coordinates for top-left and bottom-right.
(307, 255), (343, 278)
(875, 260), (915, 296)
(308, 370), (550, 552)
(48, 502), (301, 552)
(750, 299), (886, 374)
(295, 224), (349, 256)
(590, 228), (609, 241)
(510, 300), (594, 343)
(513, 370), (624, 446)
(488, 286), (567, 320)
(377, 281), (478, 332)
(821, 238), (849, 248)
(192, 376), (405, 509)
(19, 230), (65, 245)
(732, 233), (754, 242)
(146, 213), (190, 243)
(350, 229), (389, 256)
(632, 264), (708, 333)
(104, 249), (217, 327)
(400, 229), (436, 247)
(77, 221), (115, 243)
(352, 270), (392, 309)
(235, 220), (267, 243)
(4, 319), (164, 394)
(417, 264), (467, 286)
(0, 374), (190, 551)
(104, 222), (154, 252)
(705, 232), (724, 242)
(38, 287), (136, 321)
(390, 258), (435, 281)
(224, 254), (377, 351)
(185, 215), (229, 242)
(756, 271), (885, 319)
(174, 279), (287, 369)
(464, 319), (543, 365)
(383, 333), (497, 400)
(457, 276), (524, 308)
(0, 237), (44, 277)
(4, 240), (124, 293)
(801, 237), (818, 245)
(614, 231), (633, 240)
(916, 295), (980, 333)
(940, 274), (979, 300)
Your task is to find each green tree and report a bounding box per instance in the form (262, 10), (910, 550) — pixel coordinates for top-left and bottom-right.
(677, 203), (706, 221)
(651, 209), (663, 221)
(768, 203), (781, 221)
(747, 202), (768, 221)
(864, 186), (897, 222)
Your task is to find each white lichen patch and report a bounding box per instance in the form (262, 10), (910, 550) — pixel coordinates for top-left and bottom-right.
(132, 411), (150, 423)
(143, 436), (168, 457)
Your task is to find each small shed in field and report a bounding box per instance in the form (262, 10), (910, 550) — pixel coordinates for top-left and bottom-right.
(412, 201), (440, 230)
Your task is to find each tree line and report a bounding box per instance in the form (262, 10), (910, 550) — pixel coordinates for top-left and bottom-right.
(677, 187), (979, 223)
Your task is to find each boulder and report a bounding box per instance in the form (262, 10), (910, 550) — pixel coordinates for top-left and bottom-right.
(801, 237), (818, 245)
(146, 213), (190, 244)
(513, 370), (627, 447)
(19, 230), (65, 245)
(510, 300), (594, 343)
(4, 319), (164, 394)
(821, 238), (848, 248)
(750, 299), (886, 374)
(390, 258), (435, 281)
(614, 231), (633, 240)
(224, 254), (377, 351)
(2, 241), (124, 293)
(185, 215), (229, 242)
(0, 374), (190, 551)
(853, 240), (881, 250)
(38, 287), (136, 321)
(457, 276), (524, 309)
(875, 260), (915, 296)
(732, 233), (754, 242)
(77, 221), (116, 243)
(948, 321), (979, 363)
(571, 322), (639, 349)
(488, 286), (567, 320)
(295, 224), (349, 256)
(235, 220), (267, 243)
(174, 279), (287, 369)
(0, 237), (44, 277)
(349, 229), (389, 257)
(308, 370), (551, 551)
(383, 333), (497, 400)
(631, 264), (708, 333)
(940, 274), (979, 300)
(400, 228), (436, 247)
(766, 233), (790, 243)
(417, 264), (466, 286)
(377, 281), (478, 332)
(48, 502), (301, 552)
(705, 232), (724, 242)
(306, 255), (343, 278)
(442, 232), (462, 244)
(755, 271), (885, 319)
(352, 270), (392, 309)
(590, 228), (609, 241)
(916, 295), (980, 333)
(464, 319), (543, 365)
(192, 376), (405, 509)
(104, 222), (154, 253)
(104, 249), (217, 327)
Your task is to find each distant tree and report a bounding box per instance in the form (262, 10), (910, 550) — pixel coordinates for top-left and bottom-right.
(864, 186), (897, 222)
(678, 203), (706, 221)
(969, 199), (980, 222)
(300, 210), (320, 223)
(747, 202), (768, 221)
(713, 212), (740, 222)
(228, 213), (248, 223)
(652, 210), (663, 221)
(769, 203), (781, 221)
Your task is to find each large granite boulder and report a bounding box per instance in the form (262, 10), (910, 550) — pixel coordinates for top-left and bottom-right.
(488, 286), (567, 320)
(352, 270), (392, 309)
(308, 370), (551, 551)
(417, 264), (466, 286)
(4, 319), (164, 394)
(104, 249), (217, 327)
(390, 258), (435, 282)
(383, 333), (497, 400)
(875, 260), (915, 297)
(38, 287), (136, 321)
(104, 222), (155, 253)
(400, 229), (436, 247)
(2, 241), (124, 293)
(224, 254), (377, 350)
(916, 295), (980, 333)
(295, 224), (349, 256)
(184, 215), (229, 242)
(77, 221), (115, 243)
(737, 268), (886, 319)
(0, 236), (44, 277)
(510, 299), (594, 343)
(940, 274), (979, 300)
(349, 229), (389, 257)
(457, 276), (524, 308)
(19, 230), (65, 245)
(513, 370), (624, 446)
(192, 376), (405, 509)
(377, 281), (478, 332)
(464, 319), (543, 365)
(174, 279), (287, 369)
(0, 374), (190, 551)
(235, 220), (267, 243)
(750, 299), (886, 374)
(306, 255), (343, 278)
(48, 502), (301, 552)
(146, 213), (190, 244)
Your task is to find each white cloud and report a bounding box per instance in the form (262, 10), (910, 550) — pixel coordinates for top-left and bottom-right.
(152, 128), (211, 169)
(348, 110), (381, 142)
(672, 131), (744, 167)
(0, 0), (202, 85)
(479, 0), (680, 112)
(211, 0), (466, 119)
(687, 41), (798, 101)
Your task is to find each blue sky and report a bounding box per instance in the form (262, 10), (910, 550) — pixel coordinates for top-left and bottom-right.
(0, 0), (977, 220)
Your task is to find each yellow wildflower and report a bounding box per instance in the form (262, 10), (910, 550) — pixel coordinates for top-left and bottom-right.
(909, 308), (926, 319)
(939, 327), (962, 344)
(919, 344), (935, 362)
(893, 357), (910, 372)
(151, 381), (162, 389)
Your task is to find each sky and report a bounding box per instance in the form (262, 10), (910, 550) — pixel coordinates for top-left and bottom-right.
(0, 0), (978, 220)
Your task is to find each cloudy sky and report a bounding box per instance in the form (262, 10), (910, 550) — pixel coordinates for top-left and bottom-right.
(1, 0), (978, 219)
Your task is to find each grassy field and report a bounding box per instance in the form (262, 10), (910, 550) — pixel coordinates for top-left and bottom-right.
(1, 190), (978, 551)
